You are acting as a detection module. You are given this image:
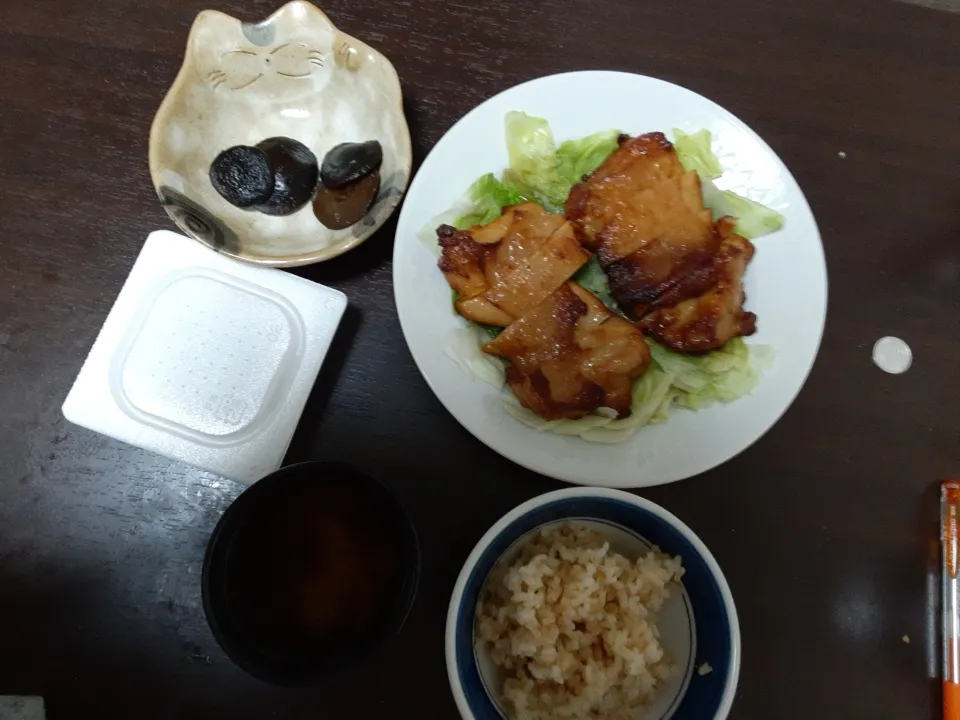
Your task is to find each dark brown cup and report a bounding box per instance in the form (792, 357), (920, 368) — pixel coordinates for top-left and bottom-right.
(201, 461), (420, 685)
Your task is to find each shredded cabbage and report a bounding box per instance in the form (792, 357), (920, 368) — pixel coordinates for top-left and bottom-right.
(443, 325), (505, 389)
(648, 338), (773, 410)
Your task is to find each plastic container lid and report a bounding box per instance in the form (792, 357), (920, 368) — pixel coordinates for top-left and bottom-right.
(62, 230), (347, 484)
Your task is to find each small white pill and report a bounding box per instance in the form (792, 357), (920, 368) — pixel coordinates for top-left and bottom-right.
(872, 336), (912, 374)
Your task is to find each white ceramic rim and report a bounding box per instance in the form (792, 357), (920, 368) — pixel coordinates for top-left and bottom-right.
(444, 487), (742, 720)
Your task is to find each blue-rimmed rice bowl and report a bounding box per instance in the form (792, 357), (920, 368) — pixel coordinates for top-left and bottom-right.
(445, 487), (740, 720)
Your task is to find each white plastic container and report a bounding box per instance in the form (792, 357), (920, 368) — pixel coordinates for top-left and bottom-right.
(63, 230), (347, 484)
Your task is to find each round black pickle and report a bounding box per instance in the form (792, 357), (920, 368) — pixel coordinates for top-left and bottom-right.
(254, 137), (320, 216)
(209, 146), (274, 208)
(320, 140), (383, 189)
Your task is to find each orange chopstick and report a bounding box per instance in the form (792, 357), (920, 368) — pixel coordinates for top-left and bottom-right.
(942, 481), (960, 720)
(945, 679), (960, 720)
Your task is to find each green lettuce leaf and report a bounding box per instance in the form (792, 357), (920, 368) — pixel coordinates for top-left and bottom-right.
(672, 128), (723, 180)
(556, 129), (621, 184)
(647, 338), (773, 410)
(572, 256), (618, 310)
(672, 127), (784, 239)
(453, 173), (525, 230)
(700, 181), (785, 239)
(501, 111), (571, 212)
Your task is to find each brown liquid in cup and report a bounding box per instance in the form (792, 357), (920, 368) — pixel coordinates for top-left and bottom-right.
(221, 474), (408, 664)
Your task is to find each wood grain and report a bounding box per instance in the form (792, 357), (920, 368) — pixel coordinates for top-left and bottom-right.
(1, 0), (959, 717)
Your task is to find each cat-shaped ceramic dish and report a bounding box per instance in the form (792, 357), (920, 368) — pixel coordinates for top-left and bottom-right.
(149, 1), (411, 265)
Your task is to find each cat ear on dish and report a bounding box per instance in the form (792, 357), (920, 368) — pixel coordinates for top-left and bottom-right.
(335, 41), (362, 71)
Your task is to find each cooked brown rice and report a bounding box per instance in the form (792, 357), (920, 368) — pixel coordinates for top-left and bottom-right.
(475, 522), (684, 720)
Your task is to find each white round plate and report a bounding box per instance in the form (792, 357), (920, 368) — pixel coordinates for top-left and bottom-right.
(393, 71), (827, 488)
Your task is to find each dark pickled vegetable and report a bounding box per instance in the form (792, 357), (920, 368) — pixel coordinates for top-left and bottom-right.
(209, 146), (274, 208)
(313, 170), (380, 229)
(254, 137), (319, 216)
(320, 140), (383, 189)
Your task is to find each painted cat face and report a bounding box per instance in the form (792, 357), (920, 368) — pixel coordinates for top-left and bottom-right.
(191, 2), (340, 97)
(209, 43), (326, 91)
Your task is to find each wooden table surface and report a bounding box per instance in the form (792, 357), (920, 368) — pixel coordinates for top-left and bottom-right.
(2, 0), (959, 717)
